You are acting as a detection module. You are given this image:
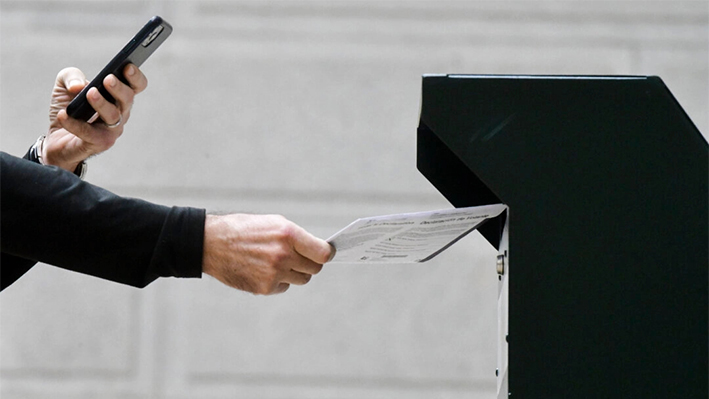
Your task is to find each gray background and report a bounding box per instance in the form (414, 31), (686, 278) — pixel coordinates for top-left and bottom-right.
(1, 1), (707, 398)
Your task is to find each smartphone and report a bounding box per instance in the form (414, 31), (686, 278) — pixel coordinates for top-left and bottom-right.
(66, 16), (172, 122)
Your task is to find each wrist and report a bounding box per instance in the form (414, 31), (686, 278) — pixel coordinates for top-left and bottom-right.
(41, 138), (70, 168)
(202, 214), (221, 276)
(29, 135), (87, 178)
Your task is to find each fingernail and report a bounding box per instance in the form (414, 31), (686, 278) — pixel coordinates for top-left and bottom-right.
(108, 75), (117, 87)
(327, 244), (337, 262)
(89, 88), (100, 100)
(126, 65), (135, 76)
(68, 80), (83, 89)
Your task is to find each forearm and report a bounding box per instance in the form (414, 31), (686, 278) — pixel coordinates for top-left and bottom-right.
(1, 152), (205, 288)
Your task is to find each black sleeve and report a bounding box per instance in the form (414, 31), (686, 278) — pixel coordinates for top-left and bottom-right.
(0, 151), (206, 290)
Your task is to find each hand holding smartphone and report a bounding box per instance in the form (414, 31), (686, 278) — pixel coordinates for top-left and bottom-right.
(66, 16), (172, 122)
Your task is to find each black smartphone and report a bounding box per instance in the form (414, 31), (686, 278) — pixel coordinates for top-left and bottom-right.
(66, 16), (172, 122)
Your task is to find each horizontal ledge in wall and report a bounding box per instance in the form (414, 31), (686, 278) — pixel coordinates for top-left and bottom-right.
(104, 185), (445, 206)
(188, 371), (494, 392)
(0, 367), (134, 381)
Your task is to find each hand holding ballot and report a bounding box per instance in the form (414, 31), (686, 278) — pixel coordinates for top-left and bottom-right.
(202, 214), (335, 295)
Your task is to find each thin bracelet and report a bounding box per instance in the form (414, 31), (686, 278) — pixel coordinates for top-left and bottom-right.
(32, 135), (47, 165)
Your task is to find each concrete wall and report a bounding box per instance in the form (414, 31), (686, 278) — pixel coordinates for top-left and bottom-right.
(1, 1), (706, 398)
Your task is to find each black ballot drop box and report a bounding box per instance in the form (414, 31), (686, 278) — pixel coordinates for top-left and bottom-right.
(416, 75), (708, 399)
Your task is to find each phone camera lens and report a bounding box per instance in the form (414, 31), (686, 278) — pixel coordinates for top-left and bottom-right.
(142, 25), (164, 47)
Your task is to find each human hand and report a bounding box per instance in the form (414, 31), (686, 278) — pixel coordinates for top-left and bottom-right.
(202, 214), (335, 295)
(42, 64), (148, 172)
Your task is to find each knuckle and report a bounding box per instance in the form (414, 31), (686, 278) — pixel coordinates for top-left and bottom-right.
(267, 246), (291, 266)
(252, 273), (276, 295)
(273, 222), (295, 242)
(57, 67), (77, 81)
(104, 135), (118, 148)
(255, 283), (272, 295)
(123, 90), (135, 104)
(104, 111), (121, 126)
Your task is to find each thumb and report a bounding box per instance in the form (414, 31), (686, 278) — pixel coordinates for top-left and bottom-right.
(57, 67), (88, 94)
(290, 225), (335, 264)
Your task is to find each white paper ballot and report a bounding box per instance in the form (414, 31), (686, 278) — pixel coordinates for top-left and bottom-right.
(327, 204), (506, 263)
